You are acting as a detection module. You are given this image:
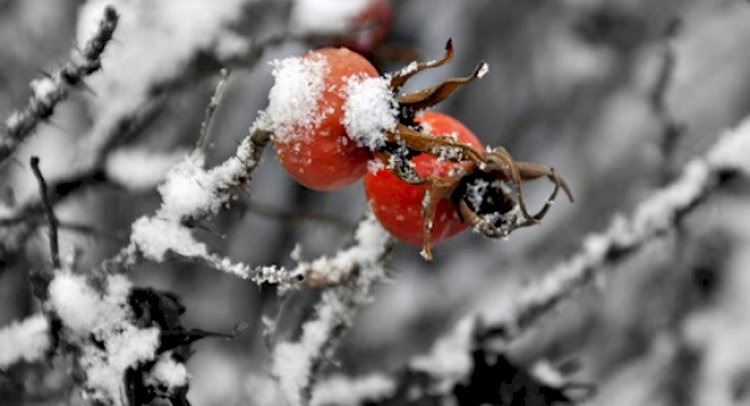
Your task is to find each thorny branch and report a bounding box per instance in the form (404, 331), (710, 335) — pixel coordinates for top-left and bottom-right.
(0, 6), (118, 165)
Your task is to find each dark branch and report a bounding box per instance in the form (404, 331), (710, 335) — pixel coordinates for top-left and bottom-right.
(29, 156), (60, 269)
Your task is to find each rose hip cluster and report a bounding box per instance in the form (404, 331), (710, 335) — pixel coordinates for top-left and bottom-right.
(263, 41), (572, 261)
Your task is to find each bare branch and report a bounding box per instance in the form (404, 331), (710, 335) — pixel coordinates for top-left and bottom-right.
(0, 6), (118, 165)
(197, 68), (232, 151)
(29, 157), (60, 269)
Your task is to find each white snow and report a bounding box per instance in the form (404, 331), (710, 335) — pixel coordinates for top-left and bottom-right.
(272, 292), (345, 405)
(106, 147), (188, 191)
(343, 75), (397, 150)
(157, 152), (229, 220)
(0, 314), (50, 370)
(261, 55), (330, 143)
(30, 77), (58, 102)
(47, 270), (160, 405)
(272, 214), (390, 405)
(145, 352), (188, 391)
(301, 213), (390, 285)
(131, 216), (209, 261)
(476, 62), (490, 79)
(311, 373), (395, 405)
(290, 0), (370, 36)
(410, 317), (474, 381)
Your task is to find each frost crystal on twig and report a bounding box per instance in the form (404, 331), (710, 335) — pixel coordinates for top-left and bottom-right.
(272, 214), (392, 405)
(124, 128), (299, 286)
(0, 6), (118, 165)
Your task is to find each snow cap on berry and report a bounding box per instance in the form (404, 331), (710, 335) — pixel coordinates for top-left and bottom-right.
(262, 54), (330, 143)
(342, 75), (397, 150)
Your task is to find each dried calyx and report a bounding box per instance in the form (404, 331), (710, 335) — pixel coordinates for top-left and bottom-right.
(373, 40), (574, 261)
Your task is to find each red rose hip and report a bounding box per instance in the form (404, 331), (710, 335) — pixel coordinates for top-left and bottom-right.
(364, 112), (484, 247)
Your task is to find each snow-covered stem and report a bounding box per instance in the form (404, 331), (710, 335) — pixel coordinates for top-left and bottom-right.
(300, 213), (393, 286)
(0, 314), (51, 370)
(0, 6), (118, 165)
(271, 214), (392, 406)
(47, 269), (160, 405)
(494, 116), (750, 340)
(104, 128), (295, 288)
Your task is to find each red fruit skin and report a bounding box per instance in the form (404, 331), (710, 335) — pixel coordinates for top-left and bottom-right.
(340, 0), (393, 55)
(274, 48), (379, 191)
(365, 112), (484, 246)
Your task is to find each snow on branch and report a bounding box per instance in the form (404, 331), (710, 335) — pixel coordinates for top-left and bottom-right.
(47, 269), (160, 406)
(0, 6), (118, 165)
(272, 213), (392, 406)
(306, 116), (750, 405)
(496, 116), (750, 339)
(75, 0), (259, 161)
(0, 314), (51, 370)
(109, 125), (300, 287)
(300, 212), (393, 286)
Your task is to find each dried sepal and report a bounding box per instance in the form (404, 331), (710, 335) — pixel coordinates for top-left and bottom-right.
(389, 39), (454, 91)
(387, 124), (484, 164)
(370, 40), (574, 260)
(398, 61), (488, 111)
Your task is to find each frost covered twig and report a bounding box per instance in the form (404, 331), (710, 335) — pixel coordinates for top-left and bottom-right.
(493, 116), (750, 339)
(0, 6), (118, 165)
(272, 214), (392, 406)
(106, 127), (303, 287)
(299, 213), (392, 286)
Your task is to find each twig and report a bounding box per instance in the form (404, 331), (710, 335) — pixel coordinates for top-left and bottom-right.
(649, 18), (684, 182)
(271, 214), (393, 405)
(29, 157), (60, 269)
(0, 6), (118, 165)
(462, 116), (750, 345)
(197, 68), (232, 151)
(102, 127), (273, 279)
(0, 167), (110, 259)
